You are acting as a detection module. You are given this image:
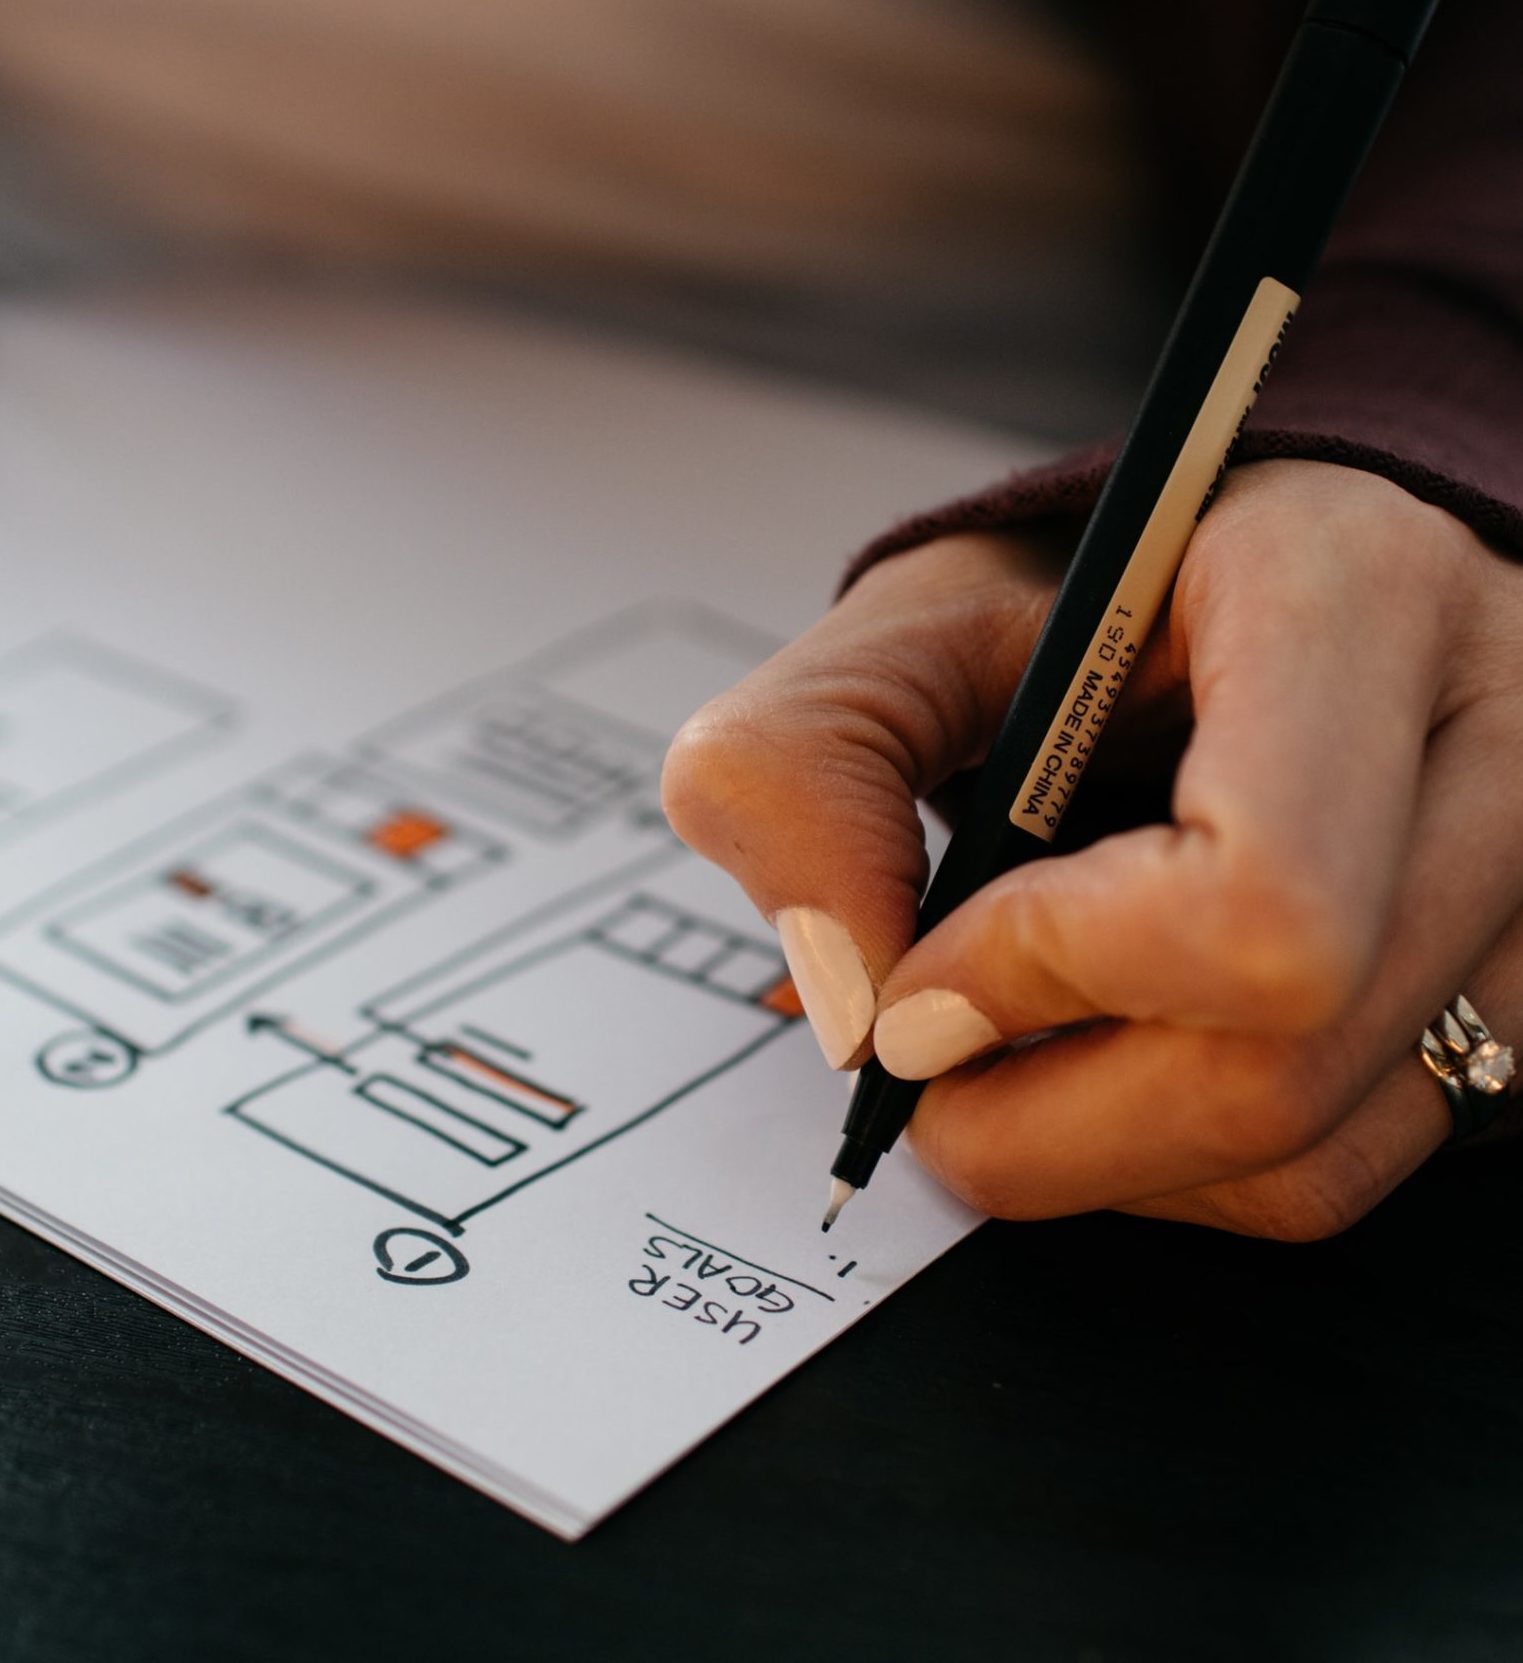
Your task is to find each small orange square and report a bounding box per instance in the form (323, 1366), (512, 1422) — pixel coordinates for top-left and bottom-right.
(759, 975), (805, 1020)
(367, 809), (449, 860)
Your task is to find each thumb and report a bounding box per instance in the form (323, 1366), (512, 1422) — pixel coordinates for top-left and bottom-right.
(661, 533), (1058, 1069)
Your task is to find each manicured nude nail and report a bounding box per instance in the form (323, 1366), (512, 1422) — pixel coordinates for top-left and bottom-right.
(775, 908), (875, 1069)
(874, 989), (1001, 1081)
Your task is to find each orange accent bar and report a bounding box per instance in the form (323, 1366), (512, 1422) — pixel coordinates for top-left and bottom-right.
(166, 868), (213, 898)
(759, 975), (804, 1020)
(367, 809), (449, 860)
(444, 1046), (577, 1120)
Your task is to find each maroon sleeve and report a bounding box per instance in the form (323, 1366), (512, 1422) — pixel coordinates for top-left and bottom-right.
(846, 0), (1523, 586)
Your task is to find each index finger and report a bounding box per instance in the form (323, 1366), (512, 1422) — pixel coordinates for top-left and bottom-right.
(662, 533), (1060, 1067)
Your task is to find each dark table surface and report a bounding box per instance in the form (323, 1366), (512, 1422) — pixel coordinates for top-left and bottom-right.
(3, 1136), (1521, 1663)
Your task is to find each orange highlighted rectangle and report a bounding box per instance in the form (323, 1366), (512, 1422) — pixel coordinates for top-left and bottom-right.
(441, 1046), (579, 1124)
(166, 868), (213, 898)
(367, 809), (449, 861)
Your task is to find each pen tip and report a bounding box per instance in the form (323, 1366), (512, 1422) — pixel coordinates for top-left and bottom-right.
(821, 1177), (856, 1233)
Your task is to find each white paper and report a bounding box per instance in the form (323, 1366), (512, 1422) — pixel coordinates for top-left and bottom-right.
(0, 285), (1033, 1536)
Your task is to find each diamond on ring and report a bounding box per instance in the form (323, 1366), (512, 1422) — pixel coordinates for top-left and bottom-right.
(1465, 1037), (1515, 1095)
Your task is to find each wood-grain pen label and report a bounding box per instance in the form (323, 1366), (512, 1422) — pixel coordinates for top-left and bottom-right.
(1011, 275), (1299, 839)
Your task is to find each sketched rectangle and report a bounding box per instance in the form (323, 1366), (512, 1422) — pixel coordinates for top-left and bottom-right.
(44, 822), (375, 1003)
(355, 1075), (528, 1167)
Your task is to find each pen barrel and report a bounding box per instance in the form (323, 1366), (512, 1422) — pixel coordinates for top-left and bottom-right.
(834, 4), (1437, 1179)
(915, 9), (1418, 934)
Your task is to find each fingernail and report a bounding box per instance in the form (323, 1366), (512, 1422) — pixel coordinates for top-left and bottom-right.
(874, 989), (1001, 1081)
(775, 908), (876, 1069)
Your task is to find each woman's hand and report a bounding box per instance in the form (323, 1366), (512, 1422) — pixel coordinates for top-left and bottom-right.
(661, 460), (1523, 1239)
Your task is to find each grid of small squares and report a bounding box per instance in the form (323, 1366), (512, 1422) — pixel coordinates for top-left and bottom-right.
(591, 894), (787, 1006)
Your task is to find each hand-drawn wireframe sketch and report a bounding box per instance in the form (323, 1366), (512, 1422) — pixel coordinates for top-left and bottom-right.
(228, 873), (803, 1244)
(0, 757), (509, 1082)
(0, 605), (779, 1108)
(1, 604), (800, 1283)
(215, 607), (794, 1276)
(0, 634), (233, 839)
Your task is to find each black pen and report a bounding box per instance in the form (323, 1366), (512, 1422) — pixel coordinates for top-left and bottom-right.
(823, 0), (1441, 1230)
